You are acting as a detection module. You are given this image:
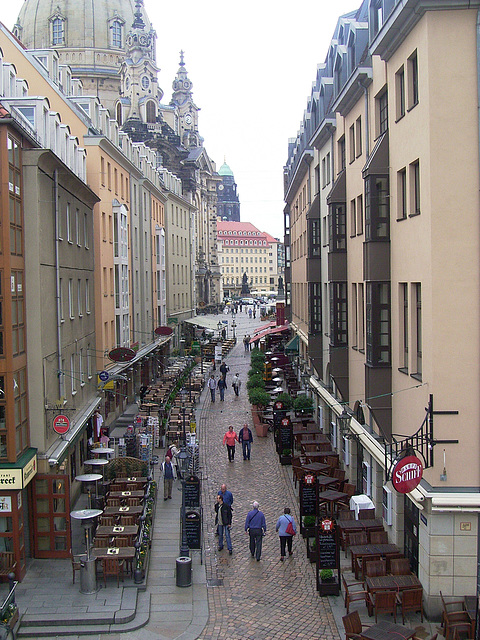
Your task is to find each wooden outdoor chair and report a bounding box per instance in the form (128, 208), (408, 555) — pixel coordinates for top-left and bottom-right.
(440, 591), (474, 640)
(342, 610), (371, 640)
(106, 497), (121, 507)
(126, 484), (138, 492)
(364, 559), (387, 578)
(355, 555), (381, 581)
(390, 557), (412, 575)
(119, 515), (137, 526)
(338, 483), (356, 510)
(99, 516), (115, 526)
(101, 557), (125, 587)
(94, 537), (108, 548)
(338, 510), (355, 521)
(342, 573), (368, 614)
(109, 484), (122, 492)
(369, 530), (388, 545)
(367, 589), (397, 622)
(70, 549), (82, 584)
(358, 508), (376, 520)
(125, 497), (142, 507)
(397, 588), (424, 624)
(345, 530), (367, 558)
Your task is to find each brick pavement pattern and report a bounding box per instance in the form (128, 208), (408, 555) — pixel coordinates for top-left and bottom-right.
(197, 313), (340, 640)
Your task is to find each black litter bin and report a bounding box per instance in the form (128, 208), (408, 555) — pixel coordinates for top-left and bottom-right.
(176, 556), (192, 587)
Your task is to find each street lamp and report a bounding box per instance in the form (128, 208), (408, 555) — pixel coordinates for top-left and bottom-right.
(217, 321), (223, 339)
(178, 447), (190, 557)
(232, 318), (237, 341)
(337, 406), (352, 438)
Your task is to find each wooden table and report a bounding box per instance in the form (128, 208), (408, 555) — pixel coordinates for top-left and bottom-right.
(95, 525), (138, 538)
(293, 425), (321, 436)
(338, 518), (384, 532)
(305, 450), (338, 463)
(108, 490), (145, 499)
(103, 505), (143, 517)
(301, 462), (330, 475)
(349, 543), (400, 576)
(366, 575), (421, 594)
(318, 489), (348, 516)
(93, 546), (136, 561)
(114, 477), (148, 486)
(360, 621), (416, 640)
(317, 476), (338, 491)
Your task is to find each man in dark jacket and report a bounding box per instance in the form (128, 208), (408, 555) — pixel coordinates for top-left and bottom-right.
(215, 494), (233, 554)
(238, 423), (253, 460)
(245, 501), (266, 561)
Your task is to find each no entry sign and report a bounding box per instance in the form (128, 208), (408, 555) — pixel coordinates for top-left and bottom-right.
(392, 455), (423, 493)
(53, 414), (70, 435)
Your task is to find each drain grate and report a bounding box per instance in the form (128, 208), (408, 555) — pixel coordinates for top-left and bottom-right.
(207, 578), (224, 587)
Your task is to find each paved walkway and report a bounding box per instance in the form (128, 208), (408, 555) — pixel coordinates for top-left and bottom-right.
(195, 312), (339, 640)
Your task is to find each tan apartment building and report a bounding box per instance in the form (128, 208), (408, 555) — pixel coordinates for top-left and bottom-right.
(284, 0), (480, 615)
(217, 221), (282, 298)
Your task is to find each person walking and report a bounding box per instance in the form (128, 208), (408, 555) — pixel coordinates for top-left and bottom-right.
(166, 441), (180, 477)
(245, 501), (266, 561)
(243, 335), (249, 352)
(219, 361), (229, 380)
(215, 494), (233, 554)
(223, 426), (239, 462)
(216, 483), (233, 536)
(207, 374), (217, 402)
(217, 376), (227, 401)
(248, 308), (252, 319)
(275, 507), (297, 561)
(232, 373), (242, 396)
(238, 423), (253, 460)
(161, 455), (177, 500)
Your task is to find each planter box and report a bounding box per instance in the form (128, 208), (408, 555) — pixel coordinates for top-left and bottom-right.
(302, 526), (315, 539)
(279, 455), (292, 465)
(318, 579), (340, 596)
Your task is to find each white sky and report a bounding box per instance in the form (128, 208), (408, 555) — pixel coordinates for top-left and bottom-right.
(1, 0), (360, 238)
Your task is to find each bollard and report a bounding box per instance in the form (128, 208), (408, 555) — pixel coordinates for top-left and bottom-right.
(175, 556), (192, 587)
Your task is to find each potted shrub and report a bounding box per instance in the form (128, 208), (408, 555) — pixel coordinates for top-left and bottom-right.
(248, 388), (271, 437)
(293, 394), (314, 415)
(275, 392), (293, 410)
(280, 447), (292, 465)
(318, 568), (340, 596)
(302, 515), (316, 539)
(246, 374), (265, 390)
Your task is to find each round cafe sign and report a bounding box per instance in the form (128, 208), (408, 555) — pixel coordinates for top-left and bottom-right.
(392, 455), (423, 493)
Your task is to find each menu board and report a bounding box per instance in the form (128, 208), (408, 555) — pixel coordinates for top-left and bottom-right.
(318, 531), (337, 569)
(185, 511), (201, 549)
(184, 475), (201, 508)
(301, 481), (317, 516)
(279, 424), (293, 452)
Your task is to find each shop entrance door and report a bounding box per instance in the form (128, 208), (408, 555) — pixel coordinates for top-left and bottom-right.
(404, 494), (419, 573)
(30, 475), (71, 558)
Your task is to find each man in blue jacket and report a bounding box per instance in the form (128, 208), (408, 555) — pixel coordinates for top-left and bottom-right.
(245, 501), (266, 561)
(238, 424), (253, 460)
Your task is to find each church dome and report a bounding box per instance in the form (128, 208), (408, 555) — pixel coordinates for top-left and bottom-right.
(218, 162), (234, 177)
(14, 0), (152, 54)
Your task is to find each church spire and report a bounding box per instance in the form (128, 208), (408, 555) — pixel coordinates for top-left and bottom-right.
(171, 51), (193, 106)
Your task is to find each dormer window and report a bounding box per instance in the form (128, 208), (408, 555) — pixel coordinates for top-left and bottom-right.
(51, 16), (65, 46)
(112, 20), (122, 48)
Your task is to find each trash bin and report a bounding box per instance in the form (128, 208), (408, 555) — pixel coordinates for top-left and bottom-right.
(176, 556), (192, 587)
(79, 556), (98, 594)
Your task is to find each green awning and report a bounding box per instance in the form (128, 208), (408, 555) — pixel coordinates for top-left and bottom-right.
(285, 335), (299, 353)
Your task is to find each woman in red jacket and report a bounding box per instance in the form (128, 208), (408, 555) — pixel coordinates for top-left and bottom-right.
(223, 426), (239, 462)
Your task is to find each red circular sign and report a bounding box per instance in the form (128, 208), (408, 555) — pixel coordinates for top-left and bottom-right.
(53, 414), (70, 435)
(392, 455), (423, 493)
(108, 347), (136, 362)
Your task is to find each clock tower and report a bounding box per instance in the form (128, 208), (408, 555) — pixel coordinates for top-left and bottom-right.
(171, 52), (201, 149)
(118, 0), (162, 127)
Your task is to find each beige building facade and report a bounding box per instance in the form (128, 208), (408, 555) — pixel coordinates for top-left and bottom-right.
(284, 0), (480, 615)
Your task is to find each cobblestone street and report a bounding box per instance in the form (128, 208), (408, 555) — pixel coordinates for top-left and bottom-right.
(196, 312), (340, 640)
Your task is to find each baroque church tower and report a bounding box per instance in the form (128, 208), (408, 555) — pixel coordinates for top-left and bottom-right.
(118, 0), (162, 128)
(171, 52), (201, 150)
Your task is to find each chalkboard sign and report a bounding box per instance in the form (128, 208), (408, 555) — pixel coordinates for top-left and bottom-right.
(318, 531), (337, 569)
(184, 475), (201, 508)
(185, 510), (201, 549)
(301, 481), (317, 516)
(279, 424), (293, 451)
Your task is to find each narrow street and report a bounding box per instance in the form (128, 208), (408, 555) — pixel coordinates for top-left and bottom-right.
(196, 311), (339, 640)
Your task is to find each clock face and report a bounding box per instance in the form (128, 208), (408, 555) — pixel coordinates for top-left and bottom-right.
(218, 184), (224, 191)
(141, 76), (150, 89)
(185, 114), (192, 125)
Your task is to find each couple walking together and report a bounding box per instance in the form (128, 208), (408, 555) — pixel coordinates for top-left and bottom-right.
(223, 424), (253, 461)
